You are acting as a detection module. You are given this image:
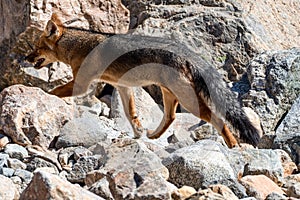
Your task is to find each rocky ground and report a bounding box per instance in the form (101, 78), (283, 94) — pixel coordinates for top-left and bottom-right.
(0, 0), (300, 200)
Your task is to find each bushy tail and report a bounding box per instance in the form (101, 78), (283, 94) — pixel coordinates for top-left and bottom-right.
(192, 64), (261, 147)
(225, 105), (261, 146)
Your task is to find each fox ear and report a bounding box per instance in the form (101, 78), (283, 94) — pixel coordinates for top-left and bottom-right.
(44, 19), (63, 49)
(45, 20), (62, 39)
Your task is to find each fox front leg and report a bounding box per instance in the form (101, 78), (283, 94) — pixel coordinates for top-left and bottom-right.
(147, 86), (178, 139)
(116, 86), (144, 138)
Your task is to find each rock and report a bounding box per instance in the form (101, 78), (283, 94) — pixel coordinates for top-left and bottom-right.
(0, 134), (10, 149)
(166, 113), (199, 145)
(209, 184), (239, 200)
(171, 185), (197, 200)
(26, 157), (59, 174)
(163, 140), (246, 197)
(2, 168), (15, 178)
(14, 169), (33, 184)
(33, 167), (58, 175)
(89, 177), (114, 200)
(55, 108), (114, 149)
(273, 96), (300, 165)
(7, 158), (27, 170)
(286, 182), (300, 198)
(242, 48), (300, 135)
(164, 139), (288, 198)
(275, 149), (297, 177)
(0, 0), (129, 92)
(20, 171), (104, 200)
(265, 192), (288, 200)
(4, 144), (28, 160)
(0, 153), (9, 168)
(0, 85), (76, 147)
(124, 0), (300, 82)
(242, 149), (284, 184)
(110, 87), (164, 139)
(85, 138), (171, 199)
(0, 174), (19, 200)
(239, 175), (285, 200)
(67, 155), (105, 183)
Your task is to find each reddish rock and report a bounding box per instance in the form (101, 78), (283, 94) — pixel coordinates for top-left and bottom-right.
(20, 171), (103, 200)
(240, 175), (285, 200)
(0, 85), (77, 148)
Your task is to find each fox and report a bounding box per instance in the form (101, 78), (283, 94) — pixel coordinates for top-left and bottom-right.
(25, 14), (261, 148)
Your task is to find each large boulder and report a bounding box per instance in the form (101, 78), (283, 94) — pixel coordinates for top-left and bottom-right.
(0, 85), (77, 147)
(242, 48), (300, 136)
(20, 171), (104, 200)
(273, 96), (300, 165)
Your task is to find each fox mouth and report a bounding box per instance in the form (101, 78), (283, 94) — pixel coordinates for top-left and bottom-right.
(34, 58), (45, 69)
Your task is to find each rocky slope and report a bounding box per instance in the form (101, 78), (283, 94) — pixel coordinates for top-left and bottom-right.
(0, 0), (300, 199)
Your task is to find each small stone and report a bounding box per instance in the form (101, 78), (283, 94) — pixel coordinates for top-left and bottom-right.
(10, 176), (22, 185)
(34, 167), (59, 175)
(265, 192), (288, 200)
(89, 177), (114, 200)
(2, 167), (15, 177)
(8, 158), (27, 170)
(172, 185), (197, 200)
(287, 182), (300, 198)
(14, 169), (33, 184)
(73, 147), (93, 161)
(0, 153), (9, 168)
(0, 134), (10, 149)
(4, 144), (28, 160)
(209, 184), (239, 200)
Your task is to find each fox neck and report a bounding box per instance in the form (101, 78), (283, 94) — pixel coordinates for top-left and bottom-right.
(55, 29), (108, 76)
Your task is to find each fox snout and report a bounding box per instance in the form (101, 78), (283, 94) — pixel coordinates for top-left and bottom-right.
(25, 51), (46, 69)
(25, 51), (38, 63)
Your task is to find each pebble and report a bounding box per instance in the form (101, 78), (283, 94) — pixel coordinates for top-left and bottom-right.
(4, 144), (28, 160)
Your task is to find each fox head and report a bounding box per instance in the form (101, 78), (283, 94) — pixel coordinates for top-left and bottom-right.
(26, 14), (64, 69)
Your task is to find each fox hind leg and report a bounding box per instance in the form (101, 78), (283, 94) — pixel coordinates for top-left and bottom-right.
(198, 102), (238, 148)
(147, 86), (178, 139)
(117, 86), (144, 138)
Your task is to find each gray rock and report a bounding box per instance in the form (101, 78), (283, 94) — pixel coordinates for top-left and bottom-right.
(0, 153), (9, 168)
(163, 140), (247, 198)
(55, 106), (121, 149)
(124, 0), (300, 82)
(110, 87), (164, 138)
(265, 192), (288, 200)
(1, 167), (15, 177)
(242, 48), (300, 135)
(4, 143), (28, 160)
(85, 138), (171, 199)
(73, 146), (93, 161)
(67, 155), (105, 183)
(14, 169), (33, 184)
(7, 158), (27, 170)
(0, 85), (76, 147)
(273, 96), (300, 165)
(287, 182), (300, 199)
(56, 110), (115, 149)
(242, 149), (284, 184)
(26, 157), (59, 173)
